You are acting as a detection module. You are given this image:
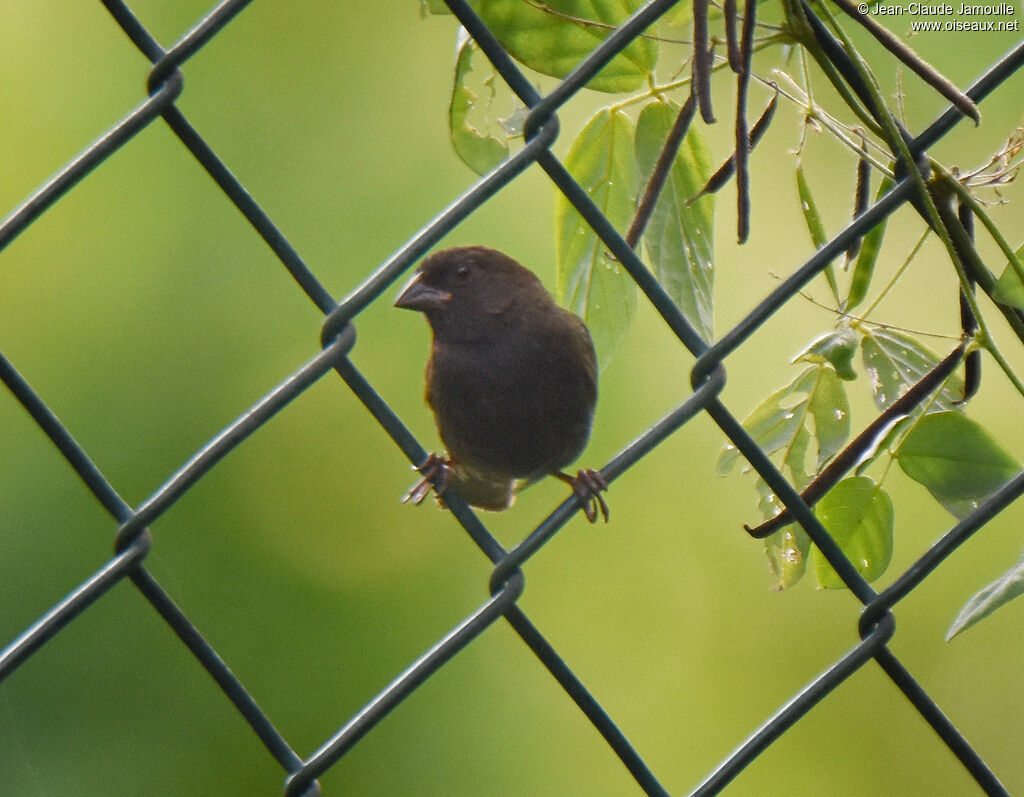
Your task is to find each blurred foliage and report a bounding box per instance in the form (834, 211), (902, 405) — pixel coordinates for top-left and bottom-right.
(2, 2), (1024, 796)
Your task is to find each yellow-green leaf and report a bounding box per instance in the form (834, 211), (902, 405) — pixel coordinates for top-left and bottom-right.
(811, 476), (894, 589)
(948, 549), (1024, 639)
(634, 99), (715, 342)
(471, 0), (657, 93)
(450, 32), (510, 175)
(898, 411), (1019, 518)
(846, 176), (895, 312)
(555, 109), (639, 368)
(990, 243), (1024, 311)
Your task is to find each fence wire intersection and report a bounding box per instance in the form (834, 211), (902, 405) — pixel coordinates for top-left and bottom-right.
(2, 1), (1024, 795)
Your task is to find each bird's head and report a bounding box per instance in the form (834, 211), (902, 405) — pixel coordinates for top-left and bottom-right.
(395, 246), (547, 341)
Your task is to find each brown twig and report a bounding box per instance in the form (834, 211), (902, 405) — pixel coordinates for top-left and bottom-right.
(735, 0), (759, 242)
(625, 94), (698, 248)
(956, 200), (981, 404)
(724, 0), (742, 72)
(845, 133), (871, 266)
(745, 343), (966, 538)
(690, 87), (778, 203)
(693, 0), (716, 122)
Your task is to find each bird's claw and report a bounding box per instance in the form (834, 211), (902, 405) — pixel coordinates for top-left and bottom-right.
(403, 452), (453, 506)
(558, 468), (609, 523)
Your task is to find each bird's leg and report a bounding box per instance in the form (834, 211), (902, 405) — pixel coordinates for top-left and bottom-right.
(555, 468), (609, 523)
(403, 452), (454, 506)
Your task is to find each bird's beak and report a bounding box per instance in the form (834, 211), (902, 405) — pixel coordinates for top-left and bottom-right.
(394, 272), (451, 312)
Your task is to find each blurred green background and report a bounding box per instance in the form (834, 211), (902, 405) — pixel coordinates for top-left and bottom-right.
(2, 2), (1023, 795)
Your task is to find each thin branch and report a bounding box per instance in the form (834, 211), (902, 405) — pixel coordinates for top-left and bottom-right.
(690, 87), (777, 202)
(735, 0), (759, 242)
(845, 133), (871, 266)
(625, 94), (698, 247)
(724, 0), (742, 72)
(776, 274), (961, 340)
(828, 0), (980, 123)
(693, 0), (716, 122)
(957, 200), (981, 404)
(746, 344), (966, 538)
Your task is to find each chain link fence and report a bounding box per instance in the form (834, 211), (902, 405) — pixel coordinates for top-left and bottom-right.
(2, 0), (1023, 794)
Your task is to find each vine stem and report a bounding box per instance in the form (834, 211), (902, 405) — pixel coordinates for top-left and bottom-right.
(782, 0), (886, 138)
(858, 228), (930, 322)
(812, 0), (1024, 399)
(767, 70), (893, 175)
(828, 0), (979, 122)
(937, 167), (1024, 290)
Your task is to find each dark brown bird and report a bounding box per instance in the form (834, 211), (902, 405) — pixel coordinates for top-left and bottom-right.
(395, 245), (608, 522)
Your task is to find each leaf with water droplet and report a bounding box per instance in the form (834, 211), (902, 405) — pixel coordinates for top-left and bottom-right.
(763, 511), (812, 589)
(860, 328), (964, 412)
(897, 411), (1019, 518)
(806, 364), (850, 468)
(556, 108), (639, 369)
(716, 366), (817, 478)
(720, 361), (852, 589)
(846, 176), (895, 312)
(795, 163), (839, 303)
(717, 364), (849, 481)
(634, 99), (715, 342)
(811, 476), (894, 589)
(757, 478), (811, 589)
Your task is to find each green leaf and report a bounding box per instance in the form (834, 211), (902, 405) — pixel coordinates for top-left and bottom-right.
(719, 362), (852, 590)
(450, 32), (510, 175)
(764, 515), (812, 590)
(716, 367), (815, 480)
(471, 0), (657, 93)
(897, 411), (1019, 518)
(947, 549), (1024, 640)
(755, 476), (812, 591)
(796, 163), (839, 303)
(634, 99), (715, 342)
(806, 364), (850, 467)
(811, 476), (894, 589)
(797, 324), (858, 381)
(846, 176), (894, 312)
(796, 164), (827, 249)
(717, 364), (850, 483)
(860, 328), (964, 412)
(990, 243), (1024, 311)
(556, 109), (639, 368)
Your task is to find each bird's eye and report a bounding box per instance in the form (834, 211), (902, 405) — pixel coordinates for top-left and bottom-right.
(456, 265), (471, 281)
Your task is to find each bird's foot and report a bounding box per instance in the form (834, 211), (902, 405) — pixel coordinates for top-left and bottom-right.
(403, 452), (453, 506)
(556, 468), (609, 523)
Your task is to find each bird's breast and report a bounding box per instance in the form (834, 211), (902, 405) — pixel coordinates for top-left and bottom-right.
(427, 329), (595, 479)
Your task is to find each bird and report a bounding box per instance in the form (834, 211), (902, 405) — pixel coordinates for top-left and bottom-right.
(394, 245), (608, 522)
